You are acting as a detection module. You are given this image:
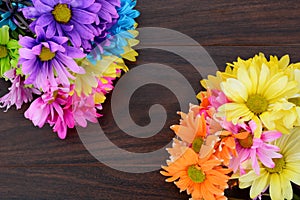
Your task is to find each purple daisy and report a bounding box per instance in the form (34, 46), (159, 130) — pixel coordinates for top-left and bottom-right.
(22, 0), (102, 48)
(19, 26), (85, 91)
(81, 0), (121, 51)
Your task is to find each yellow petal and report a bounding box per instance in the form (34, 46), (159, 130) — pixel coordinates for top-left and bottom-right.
(279, 55), (290, 69)
(280, 174), (293, 200)
(221, 78), (248, 103)
(237, 67), (252, 95)
(239, 180), (252, 189)
(239, 169), (260, 183)
(249, 170), (269, 199)
(270, 173), (283, 200)
(282, 169), (300, 185)
(257, 63), (270, 94)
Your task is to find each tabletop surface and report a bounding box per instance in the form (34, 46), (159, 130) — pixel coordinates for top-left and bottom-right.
(1, 1), (300, 199)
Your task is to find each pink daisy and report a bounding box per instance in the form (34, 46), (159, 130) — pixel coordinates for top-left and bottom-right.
(24, 83), (74, 139)
(229, 121), (282, 175)
(0, 69), (40, 111)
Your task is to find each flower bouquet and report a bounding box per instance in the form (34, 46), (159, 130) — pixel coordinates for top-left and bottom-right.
(0, 0), (139, 139)
(161, 53), (300, 200)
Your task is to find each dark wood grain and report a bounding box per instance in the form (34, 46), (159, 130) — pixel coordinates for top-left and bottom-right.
(1, 1), (300, 199)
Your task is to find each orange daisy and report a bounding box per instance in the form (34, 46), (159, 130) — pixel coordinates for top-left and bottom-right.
(214, 131), (249, 165)
(171, 104), (220, 159)
(161, 148), (231, 200)
(170, 108), (207, 151)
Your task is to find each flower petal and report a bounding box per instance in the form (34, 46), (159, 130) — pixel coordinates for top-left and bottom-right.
(249, 170), (269, 199)
(270, 173), (283, 200)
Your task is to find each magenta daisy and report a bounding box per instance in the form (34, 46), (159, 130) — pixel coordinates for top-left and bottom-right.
(18, 27), (85, 91)
(0, 69), (40, 111)
(24, 84), (74, 139)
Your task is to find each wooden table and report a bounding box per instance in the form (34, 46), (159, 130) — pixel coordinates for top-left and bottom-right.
(1, 1), (300, 199)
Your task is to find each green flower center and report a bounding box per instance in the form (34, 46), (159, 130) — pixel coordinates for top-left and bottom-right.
(246, 94), (268, 115)
(187, 165), (206, 183)
(265, 157), (285, 173)
(52, 4), (72, 24)
(289, 97), (300, 107)
(0, 45), (8, 58)
(192, 137), (204, 153)
(238, 133), (253, 148)
(39, 47), (56, 61)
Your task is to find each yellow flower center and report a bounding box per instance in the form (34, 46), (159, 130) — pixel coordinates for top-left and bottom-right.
(0, 45), (8, 58)
(187, 165), (206, 183)
(39, 47), (56, 61)
(192, 137), (204, 153)
(246, 94), (268, 115)
(289, 97), (300, 107)
(238, 133), (253, 148)
(52, 4), (72, 24)
(265, 157), (285, 173)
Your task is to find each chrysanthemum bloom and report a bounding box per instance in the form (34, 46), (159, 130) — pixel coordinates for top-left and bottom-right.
(265, 67), (300, 132)
(24, 84), (74, 139)
(171, 108), (206, 151)
(161, 148), (231, 200)
(217, 55), (299, 137)
(171, 104), (220, 159)
(19, 27), (85, 91)
(74, 58), (106, 96)
(230, 129), (282, 175)
(71, 91), (101, 127)
(239, 126), (300, 200)
(0, 25), (20, 77)
(213, 130), (249, 166)
(0, 69), (40, 111)
(22, 0), (102, 49)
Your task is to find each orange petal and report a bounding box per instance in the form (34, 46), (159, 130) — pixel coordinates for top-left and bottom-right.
(234, 131), (250, 139)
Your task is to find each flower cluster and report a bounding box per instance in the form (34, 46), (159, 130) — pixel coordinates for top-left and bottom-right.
(0, 0), (140, 139)
(161, 53), (300, 200)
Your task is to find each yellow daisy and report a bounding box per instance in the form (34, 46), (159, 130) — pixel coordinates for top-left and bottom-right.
(217, 56), (299, 137)
(239, 126), (300, 200)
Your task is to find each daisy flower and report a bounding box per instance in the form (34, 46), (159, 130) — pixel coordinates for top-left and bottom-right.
(80, 0), (121, 51)
(0, 68), (39, 111)
(0, 25), (20, 77)
(171, 104), (220, 159)
(22, 0), (102, 49)
(161, 148), (231, 200)
(71, 91), (101, 127)
(229, 128), (282, 175)
(239, 126), (300, 200)
(213, 130), (249, 166)
(266, 67), (300, 132)
(19, 26), (85, 91)
(24, 83), (74, 139)
(217, 55), (299, 137)
(74, 58), (105, 96)
(171, 107), (207, 152)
